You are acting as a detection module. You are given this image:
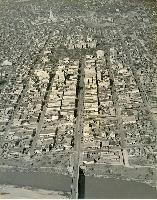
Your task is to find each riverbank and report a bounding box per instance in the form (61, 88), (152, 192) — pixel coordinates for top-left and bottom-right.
(0, 184), (70, 199)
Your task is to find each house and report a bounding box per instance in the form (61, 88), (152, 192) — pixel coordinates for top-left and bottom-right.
(96, 50), (104, 59)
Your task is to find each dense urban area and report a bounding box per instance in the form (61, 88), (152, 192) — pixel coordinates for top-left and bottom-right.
(0, 0), (157, 198)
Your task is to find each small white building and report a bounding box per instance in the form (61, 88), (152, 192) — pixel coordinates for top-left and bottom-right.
(96, 50), (105, 59)
(2, 60), (12, 66)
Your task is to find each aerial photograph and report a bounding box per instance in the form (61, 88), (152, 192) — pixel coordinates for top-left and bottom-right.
(0, 0), (157, 199)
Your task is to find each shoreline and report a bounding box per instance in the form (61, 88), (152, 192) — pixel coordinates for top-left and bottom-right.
(0, 164), (155, 188)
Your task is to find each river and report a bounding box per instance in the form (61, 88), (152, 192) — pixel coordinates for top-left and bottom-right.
(0, 170), (156, 199)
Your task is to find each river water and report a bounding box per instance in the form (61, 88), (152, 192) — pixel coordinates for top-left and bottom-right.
(0, 170), (156, 199)
(85, 176), (157, 199)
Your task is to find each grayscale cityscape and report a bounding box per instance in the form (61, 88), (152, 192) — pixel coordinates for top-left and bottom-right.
(0, 0), (157, 199)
